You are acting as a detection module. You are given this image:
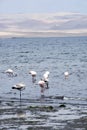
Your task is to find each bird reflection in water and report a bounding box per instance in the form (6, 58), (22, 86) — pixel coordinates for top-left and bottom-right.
(16, 106), (26, 118)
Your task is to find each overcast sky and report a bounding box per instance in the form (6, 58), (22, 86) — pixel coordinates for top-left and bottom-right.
(0, 0), (87, 37)
(0, 0), (87, 14)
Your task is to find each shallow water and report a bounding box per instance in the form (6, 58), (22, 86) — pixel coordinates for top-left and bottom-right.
(0, 36), (87, 129)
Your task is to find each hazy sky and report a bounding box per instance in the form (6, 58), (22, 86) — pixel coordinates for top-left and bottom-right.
(0, 0), (87, 14)
(0, 0), (87, 37)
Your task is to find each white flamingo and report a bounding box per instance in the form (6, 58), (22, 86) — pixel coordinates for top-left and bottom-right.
(5, 69), (17, 77)
(38, 79), (46, 94)
(64, 71), (69, 79)
(29, 70), (37, 83)
(43, 71), (50, 88)
(12, 83), (26, 100)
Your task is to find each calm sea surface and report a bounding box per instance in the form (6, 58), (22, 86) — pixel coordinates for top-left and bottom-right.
(0, 37), (87, 129)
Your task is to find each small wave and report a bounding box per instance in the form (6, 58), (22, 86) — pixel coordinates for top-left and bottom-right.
(63, 96), (87, 101)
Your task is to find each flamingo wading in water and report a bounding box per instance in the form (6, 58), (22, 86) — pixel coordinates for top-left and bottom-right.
(5, 69), (17, 77)
(43, 71), (50, 88)
(12, 83), (26, 101)
(64, 71), (69, 79)
(38, 79), (46, 94)
(29, 70), (37, 83)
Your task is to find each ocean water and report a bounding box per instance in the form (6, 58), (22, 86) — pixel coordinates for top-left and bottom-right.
(0, 37), (87, 130)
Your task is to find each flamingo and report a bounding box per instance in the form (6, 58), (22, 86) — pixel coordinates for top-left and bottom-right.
(5, 69), (17, 77)
(64, 71), (69, 79)
(38, 79), (46, 94)
(12, 83), (26, 101)
(43, 71), (50, 88)
(29, 70), (37, 83)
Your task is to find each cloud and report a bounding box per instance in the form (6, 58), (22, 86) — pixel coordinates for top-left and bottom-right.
(0, 13), (87, 37)
(15, 19), (51, 30)
(50, 19), (87, 30)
